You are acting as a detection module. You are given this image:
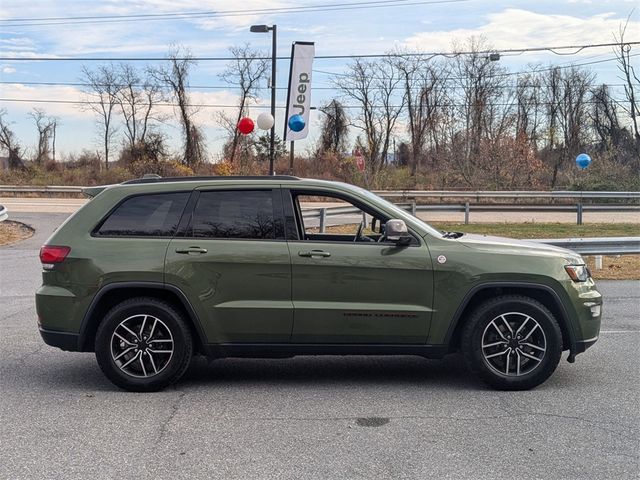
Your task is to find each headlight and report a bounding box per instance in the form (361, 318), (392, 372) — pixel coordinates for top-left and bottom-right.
(565, 264), (591, 282)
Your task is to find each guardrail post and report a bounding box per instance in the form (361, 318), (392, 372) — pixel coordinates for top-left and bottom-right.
(595, 255), (603, 270)
(464, 202), (470, 224)
(319, 208), (326, 233)
(362, 211), (367, 226)
(576, 203), (583, 225)
(411, 200), (416, 217)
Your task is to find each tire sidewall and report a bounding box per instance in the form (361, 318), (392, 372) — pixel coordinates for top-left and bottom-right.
(95, 299), (192, 392)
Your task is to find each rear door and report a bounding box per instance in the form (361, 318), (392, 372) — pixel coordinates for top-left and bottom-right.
(285, 189), (434, 344)
(165, 187), (293, 344)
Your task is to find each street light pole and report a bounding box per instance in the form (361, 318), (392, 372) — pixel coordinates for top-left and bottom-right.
(270, 25), (277, 176)
(250, 24), (277, 175)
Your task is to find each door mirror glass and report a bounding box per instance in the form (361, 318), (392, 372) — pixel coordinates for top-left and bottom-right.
(384, 219), (411, 245)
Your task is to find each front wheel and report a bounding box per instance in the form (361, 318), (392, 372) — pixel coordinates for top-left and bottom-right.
(95, 297), (193, 392)
(461, 295), (562, 390)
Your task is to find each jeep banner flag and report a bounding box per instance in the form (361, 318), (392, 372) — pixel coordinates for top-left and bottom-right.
(284, 42), (315, 141)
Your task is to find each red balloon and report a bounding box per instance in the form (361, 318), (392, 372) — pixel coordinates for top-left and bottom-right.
(237, 117), (255, 135)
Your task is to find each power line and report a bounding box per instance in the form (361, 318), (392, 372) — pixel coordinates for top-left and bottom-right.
(0, 0), (426, 21)
(1, 41), (637, 62)
(314, 53), (640, 81)
(0, 0), (469, 27)
(0, 97), (628, 109)
(0, 80), (629, 91)
(0, 98), (276, 108)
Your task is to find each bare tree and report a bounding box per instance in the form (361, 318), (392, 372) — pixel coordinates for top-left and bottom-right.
(217, 44), (269, 164)
(81, 63), (120, 170)
(335, 57), (405, 175)
(28, 108), (56, 165)
(140, 70), (163, 143)
(395, 54), (450, 174)
(515, 71), (543, 149)
(50, 117), (58, 163)
(613, 16), (640, 161)
(590, 84), (624, 149)
(151, 46), (204, 167)
(542, 66), (594, 186)
(117, 63), (141, 150)
(116, 63), (162, 152)
(0, 109), (24, 168)
(317, 99), (349, 155)
(452, 38), (508, 170)
(543, 66), (562, 151)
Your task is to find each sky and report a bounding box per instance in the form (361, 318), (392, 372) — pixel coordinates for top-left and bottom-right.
(0, 0), (638, 161)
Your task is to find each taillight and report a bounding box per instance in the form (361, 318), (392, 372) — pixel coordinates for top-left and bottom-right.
(40, 245), (71, 268)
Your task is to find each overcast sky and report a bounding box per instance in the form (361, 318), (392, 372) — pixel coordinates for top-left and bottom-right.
(0, 0), (638, 160)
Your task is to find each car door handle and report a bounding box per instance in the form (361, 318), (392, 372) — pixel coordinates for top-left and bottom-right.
(298, 250), (331, 258)
(175, 247), (208, 254)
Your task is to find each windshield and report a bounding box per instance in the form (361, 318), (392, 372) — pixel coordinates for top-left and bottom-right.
(350, 186), (443, 238)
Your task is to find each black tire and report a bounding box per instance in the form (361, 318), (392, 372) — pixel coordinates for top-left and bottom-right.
(95, 297), (193, 392)
(461, 295), (562, 390)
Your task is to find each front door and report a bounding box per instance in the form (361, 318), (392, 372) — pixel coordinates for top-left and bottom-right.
(165, 188), (293, 344)
(287, 190), (434, 344)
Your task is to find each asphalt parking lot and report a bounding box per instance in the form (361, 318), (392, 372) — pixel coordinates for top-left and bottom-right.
(1, 213), (638, 479)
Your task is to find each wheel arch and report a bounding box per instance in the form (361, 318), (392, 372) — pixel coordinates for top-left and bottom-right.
(445, 282), (576, 355)
(79, 282), (207, 353)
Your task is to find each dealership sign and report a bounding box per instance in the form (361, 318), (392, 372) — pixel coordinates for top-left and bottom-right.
(284, 42), (315, 141)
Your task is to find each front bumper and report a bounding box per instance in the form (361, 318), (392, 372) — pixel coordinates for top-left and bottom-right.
(565, 278), (602, 362)
(573, 336), (599, 355)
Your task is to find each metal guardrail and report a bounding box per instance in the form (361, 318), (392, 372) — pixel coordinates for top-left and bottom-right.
(533, 237), (640, 255)
(374, 190), (640, 199)
(303, 201), (640, 226)
(0, 205), (7, 222)
(0, 185), (85, 193)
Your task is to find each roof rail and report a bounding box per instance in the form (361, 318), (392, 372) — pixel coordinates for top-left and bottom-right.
(121, 175), (300, 185)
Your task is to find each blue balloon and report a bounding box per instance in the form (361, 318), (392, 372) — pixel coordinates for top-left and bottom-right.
(576, 153), (591, 170)
(288, 114), (305, 132)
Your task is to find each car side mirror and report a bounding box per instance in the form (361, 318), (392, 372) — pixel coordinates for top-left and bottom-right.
(385, 219), (412, 246)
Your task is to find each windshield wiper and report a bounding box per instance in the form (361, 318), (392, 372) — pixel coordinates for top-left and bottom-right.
(442, 231), (464, 239)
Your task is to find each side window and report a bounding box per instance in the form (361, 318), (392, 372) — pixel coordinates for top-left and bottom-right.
(190, 190), (279, 240)
(97, 192), (189, 237)
(294, 194), (385, 243)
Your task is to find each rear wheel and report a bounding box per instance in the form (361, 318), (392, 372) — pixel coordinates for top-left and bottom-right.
(95, 297), (193, 392)
(461, 295), (562, 390)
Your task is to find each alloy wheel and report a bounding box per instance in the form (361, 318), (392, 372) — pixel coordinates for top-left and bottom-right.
(481, 312), (547, 377)
(110, 314), (174, 378)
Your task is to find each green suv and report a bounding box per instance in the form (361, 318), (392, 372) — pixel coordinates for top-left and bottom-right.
(36, 176), (602, 391)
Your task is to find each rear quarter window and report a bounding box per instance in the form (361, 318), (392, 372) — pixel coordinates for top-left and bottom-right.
(96, 192), (189, 237)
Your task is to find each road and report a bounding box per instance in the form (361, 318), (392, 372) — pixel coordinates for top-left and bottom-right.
(1, 213), (639, 479)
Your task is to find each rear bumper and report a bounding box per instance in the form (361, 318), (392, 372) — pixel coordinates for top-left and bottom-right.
(39, 327), (80, 352)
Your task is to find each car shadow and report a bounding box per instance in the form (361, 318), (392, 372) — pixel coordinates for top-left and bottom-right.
(14, 352), (481, 392)
(179, 354), (479, 391)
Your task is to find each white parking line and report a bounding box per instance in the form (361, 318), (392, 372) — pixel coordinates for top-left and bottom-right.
(600, 330), (640, 334)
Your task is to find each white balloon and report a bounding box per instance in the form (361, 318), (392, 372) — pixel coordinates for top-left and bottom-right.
(256, 112), (275, 130)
